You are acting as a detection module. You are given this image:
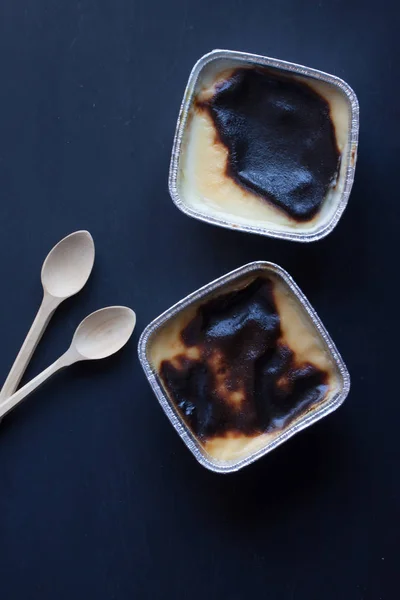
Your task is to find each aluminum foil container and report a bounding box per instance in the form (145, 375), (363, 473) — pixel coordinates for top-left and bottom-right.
(138, 261), (350, 473)
(169, 49), (359, 242)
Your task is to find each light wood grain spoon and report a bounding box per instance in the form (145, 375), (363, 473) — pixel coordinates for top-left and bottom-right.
(0, 230), (95, 402)
(0, 306), (136, 420)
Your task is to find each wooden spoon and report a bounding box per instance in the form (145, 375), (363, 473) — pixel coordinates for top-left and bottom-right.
(0, 231), (95, 401)
(0, 306), (136, 420)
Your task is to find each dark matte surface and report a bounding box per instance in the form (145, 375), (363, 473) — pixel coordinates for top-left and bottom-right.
(202, 67), (340, 221)
(0, 1), (397, 599)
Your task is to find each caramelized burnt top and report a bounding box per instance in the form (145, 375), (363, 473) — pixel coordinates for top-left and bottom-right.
(196, 67), (341, 222)
(159, 277), (329, 442)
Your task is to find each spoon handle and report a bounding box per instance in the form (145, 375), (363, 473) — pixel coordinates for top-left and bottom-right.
(0, 353), (71, 419)
(0, 293), (61, 401)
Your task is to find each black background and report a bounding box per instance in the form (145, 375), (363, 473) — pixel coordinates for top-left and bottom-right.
(0, 1), (398, 599)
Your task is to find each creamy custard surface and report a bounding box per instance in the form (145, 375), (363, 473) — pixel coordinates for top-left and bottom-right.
(179, 61), (351, 235)
(149, 271), (341, 465)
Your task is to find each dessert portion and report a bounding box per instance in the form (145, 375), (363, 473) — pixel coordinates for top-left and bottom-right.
(178, 58), (352, 235)
(148, 269), (341, 465)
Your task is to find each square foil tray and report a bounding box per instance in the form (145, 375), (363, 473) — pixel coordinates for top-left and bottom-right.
(138, 262), (350, 473)
(169, 49), (359, 242)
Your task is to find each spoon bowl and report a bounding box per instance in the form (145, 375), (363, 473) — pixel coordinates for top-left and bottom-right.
(41, 230), (95, 299)
(72, 306), (137, 360)
(0, 306), (136, 420)
(0, 230), (95, 402)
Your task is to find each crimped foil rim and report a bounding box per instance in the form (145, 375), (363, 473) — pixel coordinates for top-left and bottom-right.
(168, 48), (359, 243)
(138, 261), (350, 473)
